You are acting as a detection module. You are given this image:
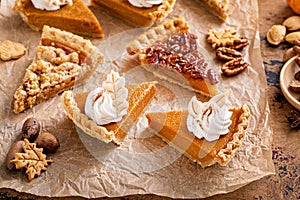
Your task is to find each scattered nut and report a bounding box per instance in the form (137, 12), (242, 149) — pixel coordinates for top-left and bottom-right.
(290, 79), (300, 93)
(5, 140), (25, 170)
(21, 118), (40, 142)
(36, 131), (60, 153)
(293, 45), (300, 55)
(283, 16), (300, 31)
(294, 39), (300, 46)
(296, 56), (300, 67)
(228, 36), (249, 50)
(294, 71), (300, 80)
(216, 47), (242, 61)
(267, 25), (286, 45)
(286, 110), (300, 129)
(285, 31), (300, 44)
(221, 57), (249, 76)
(229, 36), (249, 50)
(283, 47), (297, 62)
(0, 40), (26, 61)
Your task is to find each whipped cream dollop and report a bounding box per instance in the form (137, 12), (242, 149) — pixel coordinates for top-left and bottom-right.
(187, 93), (233, 142)
(128, 0), (162, 8)
(31, 0), (73, 11)
(84, 70), (129, 126)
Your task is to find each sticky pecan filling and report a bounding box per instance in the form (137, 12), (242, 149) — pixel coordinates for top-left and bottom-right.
(145, 32), (219, 85)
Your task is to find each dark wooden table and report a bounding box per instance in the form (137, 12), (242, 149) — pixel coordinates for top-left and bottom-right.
(1, 0), (299, 199)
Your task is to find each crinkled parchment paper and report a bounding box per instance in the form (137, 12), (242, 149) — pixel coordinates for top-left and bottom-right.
(0, 0), (275, 198)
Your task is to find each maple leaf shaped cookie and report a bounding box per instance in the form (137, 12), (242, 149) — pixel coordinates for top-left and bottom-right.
(207, 28), (242, 49)
(10, 138), (53, 181)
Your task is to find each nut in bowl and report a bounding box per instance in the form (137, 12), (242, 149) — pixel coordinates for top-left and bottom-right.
(280, 56), (300, 110)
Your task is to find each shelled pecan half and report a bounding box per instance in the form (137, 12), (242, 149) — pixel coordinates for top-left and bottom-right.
(221, 57), (249, 76)
(228, 36), (249, 50)
(216, 47), (242, 61)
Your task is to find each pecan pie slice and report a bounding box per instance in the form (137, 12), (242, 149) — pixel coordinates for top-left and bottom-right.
(61, 81), (156, 145)
(13, 25), (104, 114)
(127, 17), (219, 97)
(145, 104), (251, 167)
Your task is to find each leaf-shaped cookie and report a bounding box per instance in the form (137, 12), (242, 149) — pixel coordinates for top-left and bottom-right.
(10, 138), (53, 181)
(207, 28), (242, 49)
(0, 40), (26, 61)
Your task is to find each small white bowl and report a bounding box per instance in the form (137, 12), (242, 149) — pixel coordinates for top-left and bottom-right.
(280, 56), (300, 110)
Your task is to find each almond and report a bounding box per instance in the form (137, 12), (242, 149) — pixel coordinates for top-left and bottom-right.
(267, 25), (286, 45)
(283, 16), (300, 31)
(285, 32), (300, 44)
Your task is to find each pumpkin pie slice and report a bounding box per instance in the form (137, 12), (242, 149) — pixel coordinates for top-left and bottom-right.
(13, 0), (104, 37)
(13, 25), (104, 113)
(145, 95), (251, 167)
(127, 17), (219, 97)
(91, 0), (176, 27)
(62, 81), (157, 145)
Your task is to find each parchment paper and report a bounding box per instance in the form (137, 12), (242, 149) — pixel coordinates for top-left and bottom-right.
(0, 0), (275, 198)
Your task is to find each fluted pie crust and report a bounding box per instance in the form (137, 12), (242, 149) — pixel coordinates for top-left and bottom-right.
(13, 25), (104, 113)
(13, 0), (104, 37)
(127, 17), (218, 97)
(145, 104), (250, 167)
(91, 0), (176, 27)
(62, 82), (156, 145)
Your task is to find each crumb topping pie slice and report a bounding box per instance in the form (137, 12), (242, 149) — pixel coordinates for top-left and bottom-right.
(127, 17), (219, 97)
(13, 25), (104, 114)
(62, 71), (156, 145)
(145, 93), (251, 167)
(91, 0), (176, 27)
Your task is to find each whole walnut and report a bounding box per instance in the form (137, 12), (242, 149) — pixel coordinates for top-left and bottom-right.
(21, 118), (40, 142)
(5, 140), (25, 170)
(36, 131), (60, 153)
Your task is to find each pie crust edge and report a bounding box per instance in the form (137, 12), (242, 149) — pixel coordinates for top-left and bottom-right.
(146, 104), (251, 168)
(61, 90), (116, 144)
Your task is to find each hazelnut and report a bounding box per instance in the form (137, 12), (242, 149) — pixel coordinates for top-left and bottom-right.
(22, 118), (40, 142)
(5, 140), (25, 170)
(282, 47), (297, 63)
(296, 57), (300, 67)
(294, 71), (300, 80)
(36, 131), (60, 153)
